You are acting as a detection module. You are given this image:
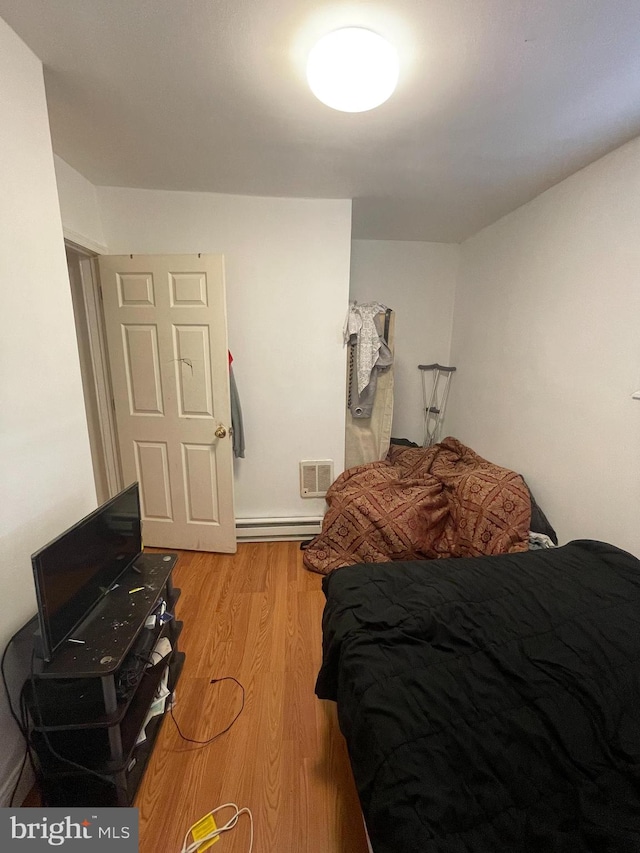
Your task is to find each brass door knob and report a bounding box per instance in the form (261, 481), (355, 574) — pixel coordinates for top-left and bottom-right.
(214, 425), (227, 439)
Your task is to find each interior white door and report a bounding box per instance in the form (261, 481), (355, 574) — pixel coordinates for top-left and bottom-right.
(99, 254), (236, 553)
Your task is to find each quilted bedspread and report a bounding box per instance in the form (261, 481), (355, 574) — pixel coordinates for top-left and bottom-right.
(316, 542), (640, 852)
(303, 437), (531, 575)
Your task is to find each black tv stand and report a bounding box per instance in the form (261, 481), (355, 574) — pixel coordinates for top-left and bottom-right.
(21, 552), (184, 807)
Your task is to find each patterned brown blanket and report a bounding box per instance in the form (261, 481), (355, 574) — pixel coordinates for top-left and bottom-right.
(303, 437), (531, 575)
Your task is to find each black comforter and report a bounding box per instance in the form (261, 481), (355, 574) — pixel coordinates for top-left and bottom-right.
(316, 541), (640, 852)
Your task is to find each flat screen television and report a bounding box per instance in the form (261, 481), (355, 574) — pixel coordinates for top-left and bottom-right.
(31, 482), (142, 662)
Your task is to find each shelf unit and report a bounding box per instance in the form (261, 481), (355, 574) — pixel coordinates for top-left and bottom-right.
(22, 552), (184, 807)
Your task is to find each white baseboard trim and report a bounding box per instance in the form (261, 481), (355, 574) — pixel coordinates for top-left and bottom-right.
(236, 516), (322, 542)
(0, 754), (35, 807)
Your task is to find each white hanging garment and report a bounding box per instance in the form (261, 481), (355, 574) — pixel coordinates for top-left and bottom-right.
(345, 301), (388, 394)
(345, 309), (395, 469)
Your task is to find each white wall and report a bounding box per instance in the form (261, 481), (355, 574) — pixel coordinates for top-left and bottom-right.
(96, 186), (352, 519)
(54, 155), (106, 252)
(0, 18), (95, 803)
(448, 135), (640, 555)
(350, 240), (459, 444)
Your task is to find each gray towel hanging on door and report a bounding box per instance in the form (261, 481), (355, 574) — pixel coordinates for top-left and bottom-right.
(229, 365), (245, 458)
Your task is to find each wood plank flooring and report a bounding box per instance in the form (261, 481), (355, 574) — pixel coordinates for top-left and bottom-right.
(136, 542), (368, 853)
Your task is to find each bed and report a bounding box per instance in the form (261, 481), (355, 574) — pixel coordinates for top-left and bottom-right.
(315, 541), (640, 852)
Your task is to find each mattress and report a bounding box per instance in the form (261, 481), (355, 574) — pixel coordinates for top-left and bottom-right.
(316, 541), (640, 852)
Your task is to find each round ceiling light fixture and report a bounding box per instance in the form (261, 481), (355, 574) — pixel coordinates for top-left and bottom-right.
(306, 27), (399, 113)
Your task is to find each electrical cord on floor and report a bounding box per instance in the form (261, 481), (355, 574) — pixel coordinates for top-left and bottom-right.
(8, 636), (245, 802)
(170, 676), (245, 745)
(179, 803), (253, 853)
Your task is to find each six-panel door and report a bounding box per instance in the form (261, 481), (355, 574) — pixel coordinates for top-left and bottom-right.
(99, 254), (236, 552)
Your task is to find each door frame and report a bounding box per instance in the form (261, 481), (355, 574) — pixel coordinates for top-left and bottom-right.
(66, 240), (123, 501)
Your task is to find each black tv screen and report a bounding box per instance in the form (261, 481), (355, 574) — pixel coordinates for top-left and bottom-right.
(32, 482), (142, 662)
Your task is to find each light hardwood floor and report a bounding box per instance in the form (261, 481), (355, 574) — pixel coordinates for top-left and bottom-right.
(136, 542), (368, 853)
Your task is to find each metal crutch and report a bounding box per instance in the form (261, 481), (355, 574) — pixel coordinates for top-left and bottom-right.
(418, 363), (457, 447)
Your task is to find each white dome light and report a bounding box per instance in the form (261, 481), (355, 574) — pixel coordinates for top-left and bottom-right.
(306, 27), (399, 113)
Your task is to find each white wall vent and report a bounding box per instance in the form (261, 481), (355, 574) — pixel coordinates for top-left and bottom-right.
(300, 460), (334, 497)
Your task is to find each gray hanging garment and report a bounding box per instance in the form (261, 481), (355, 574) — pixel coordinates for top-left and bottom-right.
(349, 337), (393, 419)
(229, 365), (245, 458)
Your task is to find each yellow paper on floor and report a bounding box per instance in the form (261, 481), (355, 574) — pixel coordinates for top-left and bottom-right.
(190, 813), (219, 850)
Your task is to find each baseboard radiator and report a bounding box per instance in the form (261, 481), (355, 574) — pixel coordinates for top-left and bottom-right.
(236, 516), (323, 542)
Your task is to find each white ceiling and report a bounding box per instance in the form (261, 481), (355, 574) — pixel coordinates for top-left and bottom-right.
(2, 0), (640, 242)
